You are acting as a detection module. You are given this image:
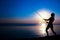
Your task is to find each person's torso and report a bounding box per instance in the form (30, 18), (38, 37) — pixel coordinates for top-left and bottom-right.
(49, 17), (54, 24)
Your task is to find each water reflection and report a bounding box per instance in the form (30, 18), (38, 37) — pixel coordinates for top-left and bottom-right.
(36, 23), (47, 37)
(40, 23), (46, 34)
(1, 24), (60, 38)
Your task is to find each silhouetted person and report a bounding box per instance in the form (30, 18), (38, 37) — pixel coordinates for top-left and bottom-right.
(44, 13), (56, 36)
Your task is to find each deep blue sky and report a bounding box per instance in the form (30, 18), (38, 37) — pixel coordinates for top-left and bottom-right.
(0, 0), (60, 18)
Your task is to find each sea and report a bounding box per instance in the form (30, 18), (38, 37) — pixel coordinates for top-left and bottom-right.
(0, 23), (60, 39)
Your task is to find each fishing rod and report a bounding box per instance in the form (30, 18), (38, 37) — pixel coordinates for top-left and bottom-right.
(37, 13), (48, 22)
(37, 13), (44, 19)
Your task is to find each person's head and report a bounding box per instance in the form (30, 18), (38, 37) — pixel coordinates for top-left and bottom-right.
(51, 13), (55, 17)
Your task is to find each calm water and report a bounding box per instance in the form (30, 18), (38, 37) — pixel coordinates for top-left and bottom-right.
(0, 25), (60, 38)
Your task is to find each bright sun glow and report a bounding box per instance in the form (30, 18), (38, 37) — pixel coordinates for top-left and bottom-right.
(34, 9), (51, 34)
(37, 9), (51, 19)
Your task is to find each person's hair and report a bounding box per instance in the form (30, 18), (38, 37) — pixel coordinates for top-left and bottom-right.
(51, 13), (55, 17)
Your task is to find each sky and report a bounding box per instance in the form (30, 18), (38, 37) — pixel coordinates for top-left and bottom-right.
(0, 0), (60, 23)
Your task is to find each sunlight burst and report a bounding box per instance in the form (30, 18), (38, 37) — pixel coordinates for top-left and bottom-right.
(34, 9), (51, 34)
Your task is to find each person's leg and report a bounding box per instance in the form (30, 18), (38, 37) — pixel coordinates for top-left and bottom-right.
(46, 26), (49, 36)
(51, 26), (56, 35)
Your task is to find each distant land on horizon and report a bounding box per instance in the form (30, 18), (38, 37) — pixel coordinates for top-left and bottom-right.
(0, 18), (60, 24)
(0, 18), (60, 26)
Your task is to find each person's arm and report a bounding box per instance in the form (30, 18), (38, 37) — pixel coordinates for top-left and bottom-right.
(43, 19), (49, 23)
(44, 17), (51, 21)
(44, 19), (49, 21)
